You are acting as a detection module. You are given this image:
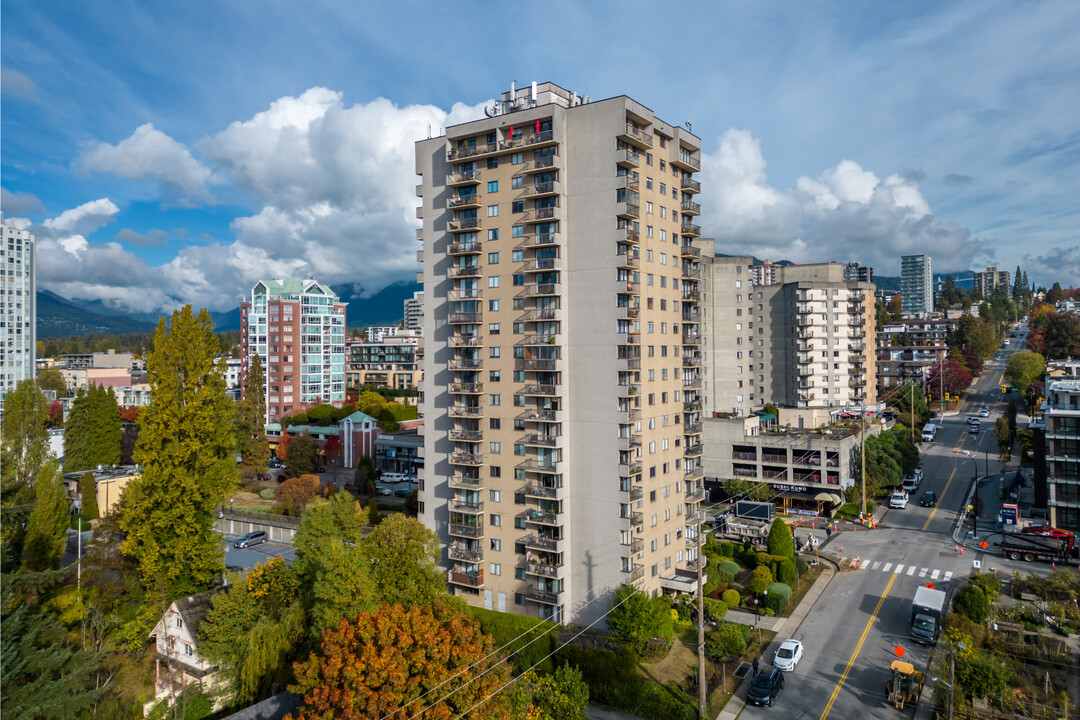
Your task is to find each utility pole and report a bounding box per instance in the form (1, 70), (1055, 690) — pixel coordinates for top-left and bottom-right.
(948, 644), (956, 720)
(910, 383), (916, 443)
(696, 521), (706, 718)
(860, 397), (867, 520)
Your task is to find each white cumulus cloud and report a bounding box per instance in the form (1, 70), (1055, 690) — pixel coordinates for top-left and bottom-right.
(700, 129), (980, 272)
(81, 123), (218, 205)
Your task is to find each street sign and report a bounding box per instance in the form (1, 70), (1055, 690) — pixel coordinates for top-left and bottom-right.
(894, 645), (906, 658)
(973, 560), (982, 570)
(1001, 504), (1018, 525)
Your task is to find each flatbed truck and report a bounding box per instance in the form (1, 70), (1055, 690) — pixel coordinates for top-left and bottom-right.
(997, 530), (1077, 563)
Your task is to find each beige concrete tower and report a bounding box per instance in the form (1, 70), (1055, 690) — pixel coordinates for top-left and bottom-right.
(415, 83), (704, 624)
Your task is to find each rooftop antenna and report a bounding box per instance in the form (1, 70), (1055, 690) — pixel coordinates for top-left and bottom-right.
(685, 120), (693, 132)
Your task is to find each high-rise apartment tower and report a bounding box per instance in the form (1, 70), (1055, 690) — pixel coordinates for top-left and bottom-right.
(1, 216), (36, 401)
(240, 277), (347, 423)
(416, 83), (706, 624)
(900, 254), (933, 317)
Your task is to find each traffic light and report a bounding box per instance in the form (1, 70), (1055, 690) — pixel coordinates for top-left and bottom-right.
(1001, 384), (1007, 393)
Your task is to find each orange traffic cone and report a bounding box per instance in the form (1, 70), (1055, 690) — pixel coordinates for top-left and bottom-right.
(960, 547), (964, 555)
(1052, 562), (1056, 569)
(955, 545), (960, 552)
(839, 545), (844, 553)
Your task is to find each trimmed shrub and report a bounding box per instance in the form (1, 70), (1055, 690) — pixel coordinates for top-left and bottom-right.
(470, 606), (559, 674)
(778, 559), (797, 587)
(718, 541), (736, 558)
(718, 560), (740, 579)
(795, 557), (808, 576)
(953, 583), (991, 624)
(767, 518), (796, 561)
(702, 558), (724, 596)
(704, 621), (749, 660)
(721, 589), (740, 608)
(765, 582), (792, 614)
(748, 565), (773, 595)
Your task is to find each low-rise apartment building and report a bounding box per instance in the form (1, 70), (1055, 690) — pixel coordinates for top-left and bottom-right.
(877, 318), (954, 349)
(62, 464), (140, 517)
(346, 330), (422, 391)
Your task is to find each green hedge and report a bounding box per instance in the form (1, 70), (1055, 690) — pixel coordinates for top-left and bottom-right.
(721, 588), (740, 607)
(718, 560), (740, 579)
(765, 582), (792, 614)
(468, 606), (560, 674)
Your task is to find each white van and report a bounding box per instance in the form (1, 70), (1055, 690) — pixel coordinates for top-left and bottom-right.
(922, 424), (937, 442)
(380, 472), (407, 484)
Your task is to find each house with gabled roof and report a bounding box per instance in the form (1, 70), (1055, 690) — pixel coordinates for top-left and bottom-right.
(147, 590), (225, 710)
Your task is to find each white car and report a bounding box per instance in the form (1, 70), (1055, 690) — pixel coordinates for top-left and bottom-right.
(979, 409), (990, 418)
(913, 468), (924, 482)
(890, 492), (909, 509)
(773, 639), (804, 671)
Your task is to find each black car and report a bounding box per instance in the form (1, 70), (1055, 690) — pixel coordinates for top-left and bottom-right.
(920, 491), (937, 507)
(746, 667), (785, 707)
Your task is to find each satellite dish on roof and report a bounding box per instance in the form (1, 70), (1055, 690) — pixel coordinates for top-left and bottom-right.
(485, 104), (501, 118)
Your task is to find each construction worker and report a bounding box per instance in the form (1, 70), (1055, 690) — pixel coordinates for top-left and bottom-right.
(825, 525), (833, 539)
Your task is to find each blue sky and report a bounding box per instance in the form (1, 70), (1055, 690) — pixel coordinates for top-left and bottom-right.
(2, 0), (1077, 314)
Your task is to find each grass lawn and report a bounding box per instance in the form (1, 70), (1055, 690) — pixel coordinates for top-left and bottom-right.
(782, 563), (823, 616)
(706, 629), (777, 716)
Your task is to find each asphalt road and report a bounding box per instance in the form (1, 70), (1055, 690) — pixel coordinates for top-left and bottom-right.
(739, 321), (1052, 719)
(223, 531), (297, 571)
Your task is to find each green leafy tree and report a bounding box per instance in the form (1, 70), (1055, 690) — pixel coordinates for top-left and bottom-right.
(199, 558), (307, 705)
(1, 379), (53, 561)
(308, 542), (377, 640)
(360, 513), (444, 606)
(365, 498), (380, 526)
(284, 431), (319, 477)
(120, 306), (236, 612)
(607, 584), (673, 649)
(236, 353), (269, 483)
(293, 493), (368, 585)
(0, 594), (102, 720)
(353, 455), (377, 497)
(704, 622), (748, 660)
(1004, 350), (1046, 392)
(954, 649), (1009, 702)
(1038, 312), (1080, 359)
(287, 602), (510, 720)
(34, 366), (68, 398)
(78, 471), (99, 520)
(994, 416), (1012, 458)
(508, 665), (589, 720)
(21, 460), (69, 573)
(766, 518), (795, 562)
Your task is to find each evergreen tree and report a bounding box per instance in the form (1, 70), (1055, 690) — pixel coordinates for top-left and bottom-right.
(1013, 265), (1023, 302)
(62, 386), (121, 473)
(79, 471), (99, 520)
(236, 353), (269, 483)
(766, 518), (795, 561)
(0, 593), (102, 720)
(21, 460), (70, 573)
(120, 307), (236, 611)
(1, 379), (53, 563)
(284, 431), (318, 477)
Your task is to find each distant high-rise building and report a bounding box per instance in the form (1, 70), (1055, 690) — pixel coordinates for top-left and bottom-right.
(240, 277), (347, 423)
(973, 267), (1010, 298)
(701, 255), (876, 414)
(900, 254), (933, 316)
(404, 291), (423, 332)
(1, 216), (36, 401)
(749, 259), (781, 286)
(843, 262), (873, 284)
(416, 82), (704, 625)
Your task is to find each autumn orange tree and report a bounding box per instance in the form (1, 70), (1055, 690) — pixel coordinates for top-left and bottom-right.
(275, 475), (321, 515)
(288, 601), (511, 720)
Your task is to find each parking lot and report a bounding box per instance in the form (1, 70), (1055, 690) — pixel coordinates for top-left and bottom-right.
(223, 531), (297, 572)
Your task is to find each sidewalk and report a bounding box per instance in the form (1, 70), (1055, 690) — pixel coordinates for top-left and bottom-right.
(716, 559), (837, 720)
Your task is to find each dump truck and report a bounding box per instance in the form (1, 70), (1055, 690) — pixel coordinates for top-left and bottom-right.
(886, 660), (924, 710)
(997, 530), (1077, 563)
(910, 586), (946, 645)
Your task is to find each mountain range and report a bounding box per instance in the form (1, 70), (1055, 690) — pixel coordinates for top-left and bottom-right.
(36, 282), (423, 338)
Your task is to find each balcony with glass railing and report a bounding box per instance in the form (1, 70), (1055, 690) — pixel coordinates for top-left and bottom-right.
(447, 264), (481, 278)
(448, 522), (484, 539)
(680, 199), (701, 215)
(448, 473), (483, 490)
(516, 407), (560, 423)
(448, 544), (483, 563)
(673, 149), (702, 172)
(448, 428), (483, 442)
(524, 508), (561, 526)
(520, 433), (558, 448)
(526, 586), (561, 604)
(521, 207), (561, 224)
(448, 193), (483, 209)
(680, 221), (702, 237)
(515, 283), (560, 298)
(521, 534), (562, 553)
(449, 382), (483, 394)
(447, 239), (482, 255)
(448, 312), (483, 325)
(519, 180), (561, 198)
(451, 499), (484, 515)
(616, 148), (641, 168)
(517, 458), (560, 474)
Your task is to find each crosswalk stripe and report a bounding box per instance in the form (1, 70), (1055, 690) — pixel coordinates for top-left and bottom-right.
(894, 564), (905, 574)
(931, 569), (940, 580)
(870, 561), (881, 570)
(943, 571), (953, 582)
(907, 566), (917, 576)
(882, 563), (893, 573)
(919, 568), (928, 577)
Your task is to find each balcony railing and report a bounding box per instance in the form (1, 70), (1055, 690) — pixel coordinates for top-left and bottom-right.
(449, 382), (483, 394)
(521, 534), (561, 552)
(449, 523), (484, 538)
(516, 283), (560, 298)
(681, 177), (701, 193)
(515, 358), (558, 372)
(520, 433), (558, 447)
(447, 170), (481, 185)
(449, 429), (483, 442)
(448, 312), (483, 324)
(448, 545), (483, 563)
(516, 334), (559, 346)
(451, 499), (484, 514)
(517, 408), (559, 423)
(619, 123), (654, 148)
(680, 200), (701, 215)
(520, 560), (563, 578)
(517, 459), (560, 473)
(449, 334), (482, 347)
(447, 264), (481, 278)
(448, 193), (482, 209)
(680, 244), (701, 257)
(628, 564), (645, 581)
(523, 483), (560, 499)
(447, 240), (482, 255)
(448, 570), (484, 587)
(449, 358), (482, 370)
(521, 384), (558, 396)
(448, 473), (483, 489)
(680, 222), (702, 237)
(526, 587), (561, 604)
(449, 451), (484, 466)
(524, 509), (560, 525)
(448, 218), (481, 232)
(616, 148), (640, 167)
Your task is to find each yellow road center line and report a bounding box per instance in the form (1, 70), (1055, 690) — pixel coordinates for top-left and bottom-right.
(923, 467), (956, 531)
(818, 573), (898, 720)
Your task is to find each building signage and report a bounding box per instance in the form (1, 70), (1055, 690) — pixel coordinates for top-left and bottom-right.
(1000, 504), (1018, 525)
(770, 483), (809, 494)
(790, 508), (819, 517)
